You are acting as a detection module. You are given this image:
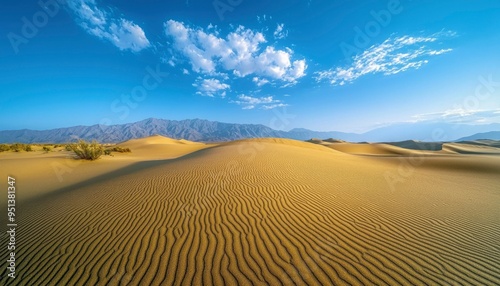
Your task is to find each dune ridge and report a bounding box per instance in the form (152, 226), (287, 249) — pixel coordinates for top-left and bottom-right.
(311, 138), (500, 156)
(1, 139), (499, 285)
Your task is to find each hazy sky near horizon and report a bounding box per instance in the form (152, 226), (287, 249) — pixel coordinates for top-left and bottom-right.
(1, 0), (499, 132)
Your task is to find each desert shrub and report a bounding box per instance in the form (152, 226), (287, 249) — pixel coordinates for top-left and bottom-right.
(68, 140), (104, 160)
(0, 144), (10, 152)
(64, 145), (72, 151)
(110, 146), (131, 153)
(10, 143), (20, 152)
(104, 146), (130, 155)
(10, 143), (24, 152)
(9, 143), (33, 152)
(43, 146), (52, 152)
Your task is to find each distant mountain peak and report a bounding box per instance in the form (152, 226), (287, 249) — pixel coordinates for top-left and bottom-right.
(457, 131), (500, 141)
(0, 118), (499, 144)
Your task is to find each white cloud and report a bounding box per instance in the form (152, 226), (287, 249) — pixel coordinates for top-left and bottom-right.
(273, 23), (288, 39)
(182, 68), (190, 75)
(428, 48), (453, 55)
(162, 56), (176, 67)
(315, 31), (454, 86)
(67, 0), (150, 52)
(164, 20), (307, 85)
(262, 103), (287, 110)
(193, 78), (230, 97)
(257, 15), (271, 23)
(411, 108), (500, 124)
(232, 94), (288, 110)
(252, 77), (270, 87)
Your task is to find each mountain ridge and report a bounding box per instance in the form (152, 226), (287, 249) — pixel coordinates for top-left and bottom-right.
(457, 131), (500, 141)
(0, 118), (499, 143)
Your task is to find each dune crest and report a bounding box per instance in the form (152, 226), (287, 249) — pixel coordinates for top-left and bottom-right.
(220, 137), (343, 153)
(118, 134), (201, 147)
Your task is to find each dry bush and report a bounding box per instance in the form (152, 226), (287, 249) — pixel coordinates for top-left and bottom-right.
(68, 140), (104, 160)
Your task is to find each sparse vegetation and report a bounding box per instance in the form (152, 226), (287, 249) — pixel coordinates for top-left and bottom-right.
(10, 143), (22, 152)
(103, 146), (131, 156)
(0, 144), (10, 152)
(0, 141), (126, 159)
(9, 143), (33, 152)
(109, 146), (132, 153)
(68, 140), (104, 160)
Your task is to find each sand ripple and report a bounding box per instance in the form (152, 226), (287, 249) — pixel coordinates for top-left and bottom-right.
(1, 139), (499, 285)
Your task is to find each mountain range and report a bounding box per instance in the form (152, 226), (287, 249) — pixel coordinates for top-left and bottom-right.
(457, 131), (500, 141)
(0, 118), (498, 143)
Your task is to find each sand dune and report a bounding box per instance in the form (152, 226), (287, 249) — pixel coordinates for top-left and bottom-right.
(117, 135), (210, 159)
(457, 140), (500, 148)
(0, 135), (209, 201)
(313, 139), (500, 156)
(119, 134), (202, 147)
(1, 138), (499, 285)
(308, 139), (442, 156)
(325, 142), (420, 156)
(443, 142), (500, 154)
(384, 140), (443, 151)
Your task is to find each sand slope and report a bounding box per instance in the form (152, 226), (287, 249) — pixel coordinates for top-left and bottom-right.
(315, 139), (500, 156)
(117, 135), (210, 159)
(0, 135), (209, 201)
(443, 142), (500, 154)
(325, 142), (419, 156)
(1, 138), (499, 285)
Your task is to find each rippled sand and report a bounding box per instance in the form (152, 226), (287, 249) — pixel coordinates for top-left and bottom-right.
(1, 136), (499, 285)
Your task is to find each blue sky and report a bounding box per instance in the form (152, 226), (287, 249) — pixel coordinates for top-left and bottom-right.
(1, 0), (499, 132)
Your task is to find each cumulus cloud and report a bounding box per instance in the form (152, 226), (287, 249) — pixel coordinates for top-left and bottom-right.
(315, 31), (455, 86)
(231, 94), (287, 110)
(67, 0), (150, 52)
(193, 78), (230, 97)
(164, 20), (307, 85)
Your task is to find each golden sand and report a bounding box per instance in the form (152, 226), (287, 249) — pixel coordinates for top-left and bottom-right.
(1, 136), (499, 285)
